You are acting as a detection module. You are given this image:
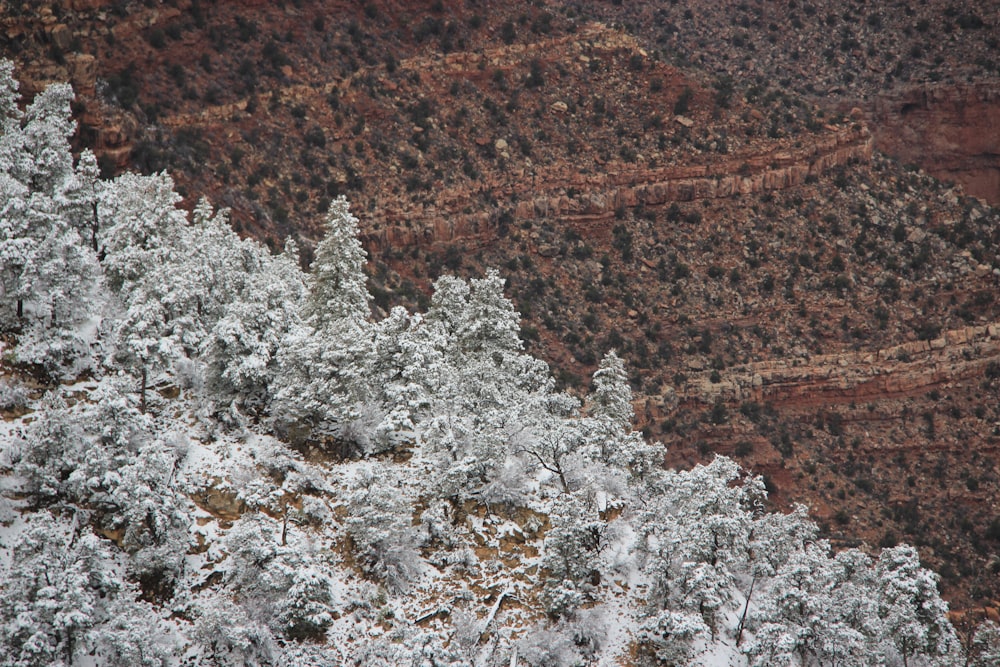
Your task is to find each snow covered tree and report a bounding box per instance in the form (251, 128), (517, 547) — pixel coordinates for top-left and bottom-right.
(0, 67), (103, 371)
(202, 237), (306, 417)
(16, 382), (191, 596)
(16, 83), (76, 195)
(15, 393), (86, 499)
(456, 269), (523, 354)
(969, 621), (1000, 667)
(0, 523), (108, 666)
(11, 212), (102, 374)
(0, 171), (31, 324)
(541, 492), (610, 616)
(98, 171), (189, 296)
(746, 543), (882, 666)
(85, 594), (175, 667)
(590, 350), (631, 426)
(191, 597), (276, 667)
(344, 463), (425, 591)
(271, 197), (377, 451)
(875, 545), (960, 667)
(517, 623), (590, 667)
(583, 350), (662, 478)
(0, 59), (19, 135)
(634, 457), (769, 640)
(271, 318), (376, 452)
(109, 296), (180, 413)
(302, 195), (370, 328)
(0, 519), (172, 666)
(99, 173), (193, 408)
(351, 625), (469, 667)
(638, 457), (761, 575)
(223, 512), (339, 641)
(638, 610), (709, 666)
(109, 440), (193, 595)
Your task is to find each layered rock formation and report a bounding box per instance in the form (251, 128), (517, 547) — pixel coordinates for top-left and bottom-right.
(870, 84), (1000, 205)
(364, 125), (874, 253)
(669, 316), (1000, 410)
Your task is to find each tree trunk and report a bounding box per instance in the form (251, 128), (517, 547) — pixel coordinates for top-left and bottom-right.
(556, 464), (569, 493)
(91, 201), (100, 253)
(140, 367), (148, 414)
(16, 298), (22, 319)
(736, 575), (756, 646)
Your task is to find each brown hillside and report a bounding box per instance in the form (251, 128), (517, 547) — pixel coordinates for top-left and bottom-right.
(2, 0), (1000, 610)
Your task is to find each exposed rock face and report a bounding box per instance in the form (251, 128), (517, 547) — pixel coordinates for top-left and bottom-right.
(514, 128), (873, 222)
(669, 319), (1000, 409)
(871, 84), (1000, 205)
(363, 126), (873, 254)
(65, 0), (115, 10)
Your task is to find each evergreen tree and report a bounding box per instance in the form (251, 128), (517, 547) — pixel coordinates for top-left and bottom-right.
(302, 195), (370, 328)
(202, 237), (306, 416)
(590, 350), (631, 426)
(0, 70), (102, 371)
(271, 198), (376, 450)
(875, 545), (960, 666)
(98, 171), (189, 296)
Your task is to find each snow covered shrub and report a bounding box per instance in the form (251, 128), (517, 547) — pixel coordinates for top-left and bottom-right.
(274, 567), (339, 641)
(638, 610), (708, 666)
(223, 513), (340, 641)
(517, 624), (586, 667)
(0, 520), (172, 667)
(478, 457), (531, 507)
(351, 626), (468, 667)
(344, 463), (425, 591)
(191, 597), (276, 667)
(0, 376), (28, 411)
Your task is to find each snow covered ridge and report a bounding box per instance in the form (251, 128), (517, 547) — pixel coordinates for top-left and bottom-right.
(0, 62), (998, 667)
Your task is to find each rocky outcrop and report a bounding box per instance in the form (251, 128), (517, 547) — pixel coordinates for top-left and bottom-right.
(869, 83), (1000, 205)
(513, 127), (873, 222)
(363, 125), (873, 253)
(663, 318), (1000, 410)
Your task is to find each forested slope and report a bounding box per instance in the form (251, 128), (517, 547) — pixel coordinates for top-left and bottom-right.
(1, 62), (998, 667)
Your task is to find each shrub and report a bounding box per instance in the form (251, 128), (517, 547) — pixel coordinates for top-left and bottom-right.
(0, 379), (28, 412)
(501, 20), (516, 44)
(673, 87), (693, 115)
(525, 59), (545, 88)
(304, 126), (326, 148)
(147, 29), (166, 49)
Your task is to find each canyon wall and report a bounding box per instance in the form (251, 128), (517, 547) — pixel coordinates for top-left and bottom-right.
(870, 83), (1000, 205)
(639, 312), (1000, 419)
(364, 126), (874, 253)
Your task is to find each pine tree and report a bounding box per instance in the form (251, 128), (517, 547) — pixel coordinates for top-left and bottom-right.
(0, 522), (140, 667)
(590, 350), (631, 426)
(271, 197), (377, 450)
(302, 195), (370, 328)
(98, 171), (189, 296)
(0, 70), (102, 370)
(875, 545), (960, 666)
(202, 238), (306, 416)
